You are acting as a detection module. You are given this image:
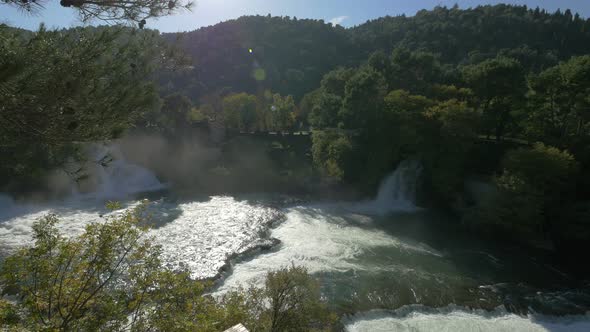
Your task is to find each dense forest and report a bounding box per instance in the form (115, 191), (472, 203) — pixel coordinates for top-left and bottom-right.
(161, 4), (590, 103)
(2, 3), (590, 331)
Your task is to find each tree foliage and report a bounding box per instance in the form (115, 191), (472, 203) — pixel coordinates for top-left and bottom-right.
(222, 93), (260, 132)
(0, 25), (169, 191)
(462, 56), (527, 139)
(466, 144), (578, 236)
(221, 266), (338, 332)
(526, 55), (590, 144)
(0, 203), (162, 331)
(0, 26), (160, 146)
(1, 0), (193, 26)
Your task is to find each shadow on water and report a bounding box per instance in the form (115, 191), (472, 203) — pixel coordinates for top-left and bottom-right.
(138, 199), (184, 229)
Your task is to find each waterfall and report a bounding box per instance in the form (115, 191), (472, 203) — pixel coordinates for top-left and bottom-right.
(75, 144), (164, 200)
(352, 159), (422, 215)
(374, 159), (422, 207)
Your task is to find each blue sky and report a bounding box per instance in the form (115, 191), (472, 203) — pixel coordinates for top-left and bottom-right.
(2, 0), (589, 32)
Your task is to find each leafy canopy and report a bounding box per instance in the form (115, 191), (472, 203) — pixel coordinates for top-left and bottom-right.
(1, 0), (193, 26)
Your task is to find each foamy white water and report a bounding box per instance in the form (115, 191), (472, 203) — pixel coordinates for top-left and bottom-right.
(344, 306), (590, 332)
(0, 145), (281, 279)
(0, 144), (165, 252)
(0, 197), (118, 252)
(217, 160), (431, 292)
(148, 197), (281, 279)
(0, 196), (281, 279)
(216, 205), (441, 292)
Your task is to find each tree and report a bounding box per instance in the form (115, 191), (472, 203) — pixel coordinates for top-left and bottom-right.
(152, 93), (193, 132)
(269, 93), (296, 131)
(308, 92), (342, 129)
(424, 100), (481, 201)
(222, 93), (258, 131)
(384, 89), (434, 120)
(311, 129), (359, 182)
(341, 67), (387, 129)
(499, 143), (578, 196)
(0, 26), (160, 146)
(0, 203), (164, 331)
(389, 48), (442, 94)
(526, 55), (590, 144)
(2, 0), (193, 26)
(320, 67), (356, 97)
(221, 266), (337, 332)
(0, 26), (165, 190)
(465, 143), (579, 236)
(426, 99), (481, 141)
(462, 56), (527, 140)
(298, 89), (321, 126)
(367, 50), (391, 77)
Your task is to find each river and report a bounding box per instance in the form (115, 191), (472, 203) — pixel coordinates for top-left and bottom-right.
(1, 153), (589, 331)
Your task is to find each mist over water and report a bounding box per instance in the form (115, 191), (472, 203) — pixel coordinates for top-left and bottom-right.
(0, 145), (281, 279)
(81, 144), (166, 198)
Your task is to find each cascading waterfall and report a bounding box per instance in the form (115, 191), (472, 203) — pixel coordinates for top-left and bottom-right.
(353, 159), (423, 215)
(76, 144), (164, 200)
(375, 159), (422, 206)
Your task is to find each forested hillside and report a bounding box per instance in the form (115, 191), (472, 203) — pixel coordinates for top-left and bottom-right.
(161, 16), (354, 101)
(352, 4), (590, 65)
(162, 4), (590, 106)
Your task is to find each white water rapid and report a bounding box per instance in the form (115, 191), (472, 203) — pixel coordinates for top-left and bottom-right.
(216, 160), (435, 292)
(344, 306), (590, 332)
(0, 145), (282, 279)
(2, 156), (590, 331)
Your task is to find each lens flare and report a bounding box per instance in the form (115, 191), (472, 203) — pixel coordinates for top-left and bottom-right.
(253, 68), (266, 81)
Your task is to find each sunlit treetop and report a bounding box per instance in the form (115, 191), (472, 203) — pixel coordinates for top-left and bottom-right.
(0, 0), (193, 27)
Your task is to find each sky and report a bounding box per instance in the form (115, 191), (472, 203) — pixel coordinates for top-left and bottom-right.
(1, 0), (590, 32)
